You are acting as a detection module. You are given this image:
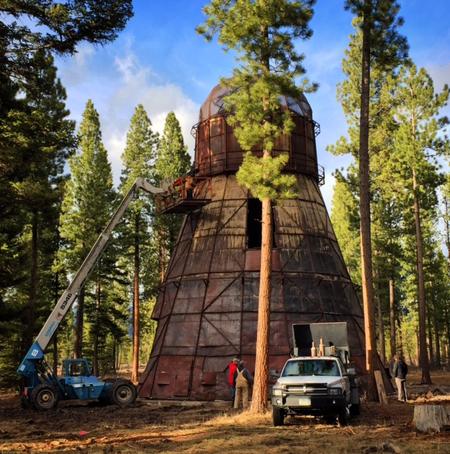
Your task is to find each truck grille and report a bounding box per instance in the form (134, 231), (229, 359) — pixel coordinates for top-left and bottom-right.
(286, 384), (328, 395)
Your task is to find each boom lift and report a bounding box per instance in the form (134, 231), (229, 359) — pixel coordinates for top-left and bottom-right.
(17, 178), (166, 410)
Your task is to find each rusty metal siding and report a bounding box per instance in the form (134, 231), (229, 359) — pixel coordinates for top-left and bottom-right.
(139, 86), (366, 401)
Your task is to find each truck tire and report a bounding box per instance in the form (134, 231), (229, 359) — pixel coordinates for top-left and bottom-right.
(111, 380), (137, 406)
(31, 384), (59, 411)
(272, 406), (285, 426)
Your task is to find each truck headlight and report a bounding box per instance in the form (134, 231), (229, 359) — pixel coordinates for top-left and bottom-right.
(272, 388), (283, 396)
(328, 387), (342, 396)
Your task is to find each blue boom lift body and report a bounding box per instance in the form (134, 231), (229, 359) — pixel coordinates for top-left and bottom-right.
(17, 179), (165, 410)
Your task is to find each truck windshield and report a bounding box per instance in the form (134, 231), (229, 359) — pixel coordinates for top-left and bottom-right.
(282, 359), (340, 377)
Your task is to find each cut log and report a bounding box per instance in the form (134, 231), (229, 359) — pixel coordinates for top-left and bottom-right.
(413, 403), (450, 432)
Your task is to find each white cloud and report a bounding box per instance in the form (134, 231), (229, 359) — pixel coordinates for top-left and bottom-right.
(57, 41), (200, 186)
(57, 45), (95, 86)
(100, 51), (199, 185)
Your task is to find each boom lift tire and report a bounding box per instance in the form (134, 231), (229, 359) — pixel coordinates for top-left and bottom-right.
(272, 406), (285, 426)
(31, 384), (59, 411)
(111, 380), (137, 406)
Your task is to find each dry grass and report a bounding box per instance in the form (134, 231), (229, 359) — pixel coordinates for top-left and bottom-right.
(1, 368), (450, 453)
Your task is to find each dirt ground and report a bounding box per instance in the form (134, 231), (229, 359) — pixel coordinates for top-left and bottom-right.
(0, 368), (449, 453)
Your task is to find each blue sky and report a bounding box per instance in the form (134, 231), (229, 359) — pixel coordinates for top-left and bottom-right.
(55, 0), (450, 210)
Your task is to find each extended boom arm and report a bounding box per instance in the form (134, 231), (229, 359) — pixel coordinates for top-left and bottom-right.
(18, 178), (164, 377)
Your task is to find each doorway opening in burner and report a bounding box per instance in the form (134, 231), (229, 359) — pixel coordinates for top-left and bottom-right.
(247, 198), (262, 248)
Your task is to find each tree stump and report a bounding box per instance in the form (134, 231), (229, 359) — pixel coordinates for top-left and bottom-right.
(413, 403), (450, 432)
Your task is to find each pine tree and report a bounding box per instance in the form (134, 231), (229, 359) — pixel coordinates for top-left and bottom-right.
(380, 64), (449, 383)
(331, 1), (408, 398)
(0, 50), (75, 383)
(331, 168), (361, 288)
(198, 0), (316, 413)
(119, 104), (158, 383)
(154, 112), (191, 280)
(0, 1), (133, 82)
(59, 100), (114, 360)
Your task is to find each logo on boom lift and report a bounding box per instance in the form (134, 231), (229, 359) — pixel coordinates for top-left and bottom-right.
(60, 292), (72, 312)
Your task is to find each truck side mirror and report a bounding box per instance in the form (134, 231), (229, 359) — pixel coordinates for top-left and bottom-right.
(347, 367), (356, 376)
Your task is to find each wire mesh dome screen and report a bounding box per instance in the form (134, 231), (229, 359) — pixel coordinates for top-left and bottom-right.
(193, 85), (320, 181)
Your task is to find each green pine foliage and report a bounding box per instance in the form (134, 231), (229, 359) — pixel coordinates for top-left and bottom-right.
(155, 112), (191, 184)
(1, 1), (133, 81)
(197, 0), (316, 200)
(330, 168), (361, 287)
(154, 112), (191, 278)
(59, 100), (115, 361)
(119, 104), (159, 371)
(0, 50), (75, 386)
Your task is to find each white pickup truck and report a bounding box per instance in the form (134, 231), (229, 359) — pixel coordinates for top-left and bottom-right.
(271, 356), (360, 426)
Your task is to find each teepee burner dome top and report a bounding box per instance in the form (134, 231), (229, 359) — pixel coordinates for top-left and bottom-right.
(198, 84), (313, 122)
(193, 84), (321, 182)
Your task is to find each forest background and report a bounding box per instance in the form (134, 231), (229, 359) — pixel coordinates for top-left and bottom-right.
(0, 0), (449, 386)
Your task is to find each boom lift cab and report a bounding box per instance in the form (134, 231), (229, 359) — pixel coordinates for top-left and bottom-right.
(17, 178), (171, 410)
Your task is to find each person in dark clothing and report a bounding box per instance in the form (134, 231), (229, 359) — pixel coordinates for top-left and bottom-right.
(392, 355), (408, 402)
(233, 360), (253, 410)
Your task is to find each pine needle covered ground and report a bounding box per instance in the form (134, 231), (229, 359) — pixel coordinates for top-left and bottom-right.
(0, 368), (449, 453)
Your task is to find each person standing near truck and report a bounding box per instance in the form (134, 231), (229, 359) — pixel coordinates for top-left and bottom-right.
(234, 360), (253, 410)
(392, 355), (408, 402)
(226, 358), (239, 404)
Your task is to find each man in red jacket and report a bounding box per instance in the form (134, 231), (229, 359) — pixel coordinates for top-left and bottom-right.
(227, 358), (239, 405)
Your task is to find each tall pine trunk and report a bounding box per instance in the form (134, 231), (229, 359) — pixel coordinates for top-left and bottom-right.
(427, 309), (434, 366)
(412, 168), (431, 384)
(389, 279), (396, 357)
(445, 309), (450, 365)
(359, 1), (377, 400)
(131, 214), (140, 384)
(251, 195), (272, 413)
(444, 195), (450, 268)
(26, 210), (39, 349)
(397, 318), (404, 356)
(376, 291), (386, 365)
(74, 288), (85, 358)
(93, 280), (100, 376)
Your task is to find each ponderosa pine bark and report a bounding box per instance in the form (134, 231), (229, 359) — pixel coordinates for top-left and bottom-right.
(26, 211), (39, 350)
(131, 214), (141, 384)
(93, 280), (101, 376)
(389, 279), (396, 356)
(359, 2), (377, 399)
(412, 168), (431, 384)
(74, 288), (84, 358)
(252, 195), (272, 413)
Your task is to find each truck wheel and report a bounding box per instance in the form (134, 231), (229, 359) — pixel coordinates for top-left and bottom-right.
(111, 380), (137, 406)
(31, 384), (59, 411)
(272, 406), (285, 426)
(350, 403), (360, 416)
